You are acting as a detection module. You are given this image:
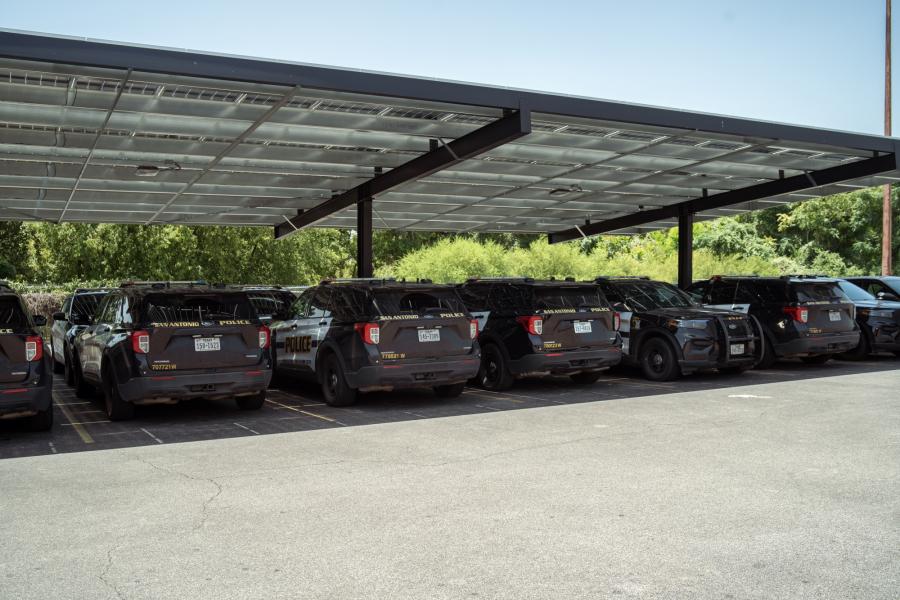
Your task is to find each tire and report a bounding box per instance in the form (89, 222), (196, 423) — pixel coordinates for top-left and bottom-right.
(801, 355), (832, 365)
(836, 331), (871, 361)
(570, 371), (602, 385)
(754, 335), (778, 370)
(27, 405), (53, 432)
(477, 344), (515, 391)
(63, 346), (75, 386)
(718, 366), (749, 375)
(236, 390), (266, 410)
(638, 337), (680, 381)
(320, 353), (357, 407)
(101, 366), (135, 421)
(71, 351), (94, 399)
(433, 382), (466, 398)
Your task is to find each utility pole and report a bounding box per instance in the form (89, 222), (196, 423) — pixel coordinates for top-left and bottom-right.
(884, 0), (893, 275)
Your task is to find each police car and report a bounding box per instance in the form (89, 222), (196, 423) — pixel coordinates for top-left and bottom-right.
(269, 278), (480, 406)
(457, 278), (622, 390)
(50, 288), (110, 383)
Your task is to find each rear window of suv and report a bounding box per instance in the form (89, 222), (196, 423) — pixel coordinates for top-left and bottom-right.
(792, 282), (847, 303)
(371, 288), (467, 316)
(141, 293), (255, 323)
(534, 286), (607, 310)
(0, 297), (28, 330)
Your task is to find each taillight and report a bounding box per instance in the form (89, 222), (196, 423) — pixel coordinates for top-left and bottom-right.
(782, 306), (809, 324)
(613, 311), (621, 331)
(469, 319), (478, 340)
(355, 322), (380, 345)
(25, 335), (42, 362)
(258, 326), (270, 349)
(516, 315), (543, 335)
(131, 330), (150, 354)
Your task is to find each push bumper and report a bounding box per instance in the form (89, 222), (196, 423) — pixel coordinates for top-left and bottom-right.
(868, 320), (900, 352)
(0, 383), (52, 418)
(680, 339), (758, 374)
(775, 331), (860, 358)
(509, 346), (622, 377)
(117, 369), (272, 404)
(348, 357), (481, 391)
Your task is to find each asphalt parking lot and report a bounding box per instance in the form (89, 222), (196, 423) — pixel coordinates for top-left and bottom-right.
(1, 359), (898, 599)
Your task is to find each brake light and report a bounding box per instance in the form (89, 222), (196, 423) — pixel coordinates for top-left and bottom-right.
(25, 336), (42, 362)
(355, 322), (380, 345)
(613, 311), (621, 331)
(469, 319), (478, 340)
(516, 315), (543, 335)
(782, 306), (809, 324)
(258, 326), (270, 349)
(131, 330), (150, 354)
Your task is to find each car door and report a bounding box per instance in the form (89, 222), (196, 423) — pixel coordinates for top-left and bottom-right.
(52, 295), (72, 363)
(270, 291), (308, 372)
(597, 283), (634, 353)
(82, 294), (120, 380)
(289, 289), (332, 374)
(706, 280), (753, 314)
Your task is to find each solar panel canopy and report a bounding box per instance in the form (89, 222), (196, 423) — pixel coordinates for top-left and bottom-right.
(1, 29), (899, 237)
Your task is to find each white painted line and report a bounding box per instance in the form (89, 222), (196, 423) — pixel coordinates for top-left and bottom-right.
(140, 427), (164, 444)
(233, 422), (260, 435)
(48, 442), (57, 454)
(728, 394), (773, 399)
(55, 401), (92, 406)
(474, 404), (503, 411)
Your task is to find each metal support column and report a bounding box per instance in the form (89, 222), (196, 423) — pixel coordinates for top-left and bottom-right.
(677, 207), (693, 289)
(357, 197), (373, 278)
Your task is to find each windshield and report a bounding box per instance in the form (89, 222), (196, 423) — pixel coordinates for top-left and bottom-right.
(837, 281), (875, 302)
(142, 293), (255, 323)
(534, 286), (607, 310)
(72, 292), (107, 318)
(372, 288), (467, 316)
(614, 282), (696, 311)
(793, 282), (847, 303)
(0, 297), (28, 330)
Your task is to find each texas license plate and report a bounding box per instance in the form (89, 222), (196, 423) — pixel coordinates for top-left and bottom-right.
(574, 321), (592, 334)
(729, 343), (745, 356)
(417, 329), (440, 343)
(828, 311), (841, 322)
(194, 337), (221, 352)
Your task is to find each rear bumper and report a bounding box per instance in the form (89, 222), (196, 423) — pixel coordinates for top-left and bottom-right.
(509, 346), (622, 376)
(117, 369), (272, 404)
(348, 357), (480, 391)
(0, 383), (52, 418)
(775, 331), (860, 357)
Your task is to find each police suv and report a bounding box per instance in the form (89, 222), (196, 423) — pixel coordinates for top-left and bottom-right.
(0, 281), (52, 430)
(269, 279), (480, 406)
(71, 281), (272, 420)
(457, 278), (622, 390)
(51, 288), (110, 383)
(595, 277), (760, 381)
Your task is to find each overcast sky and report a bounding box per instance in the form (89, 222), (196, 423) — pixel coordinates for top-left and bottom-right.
(3, 0), (893, 134)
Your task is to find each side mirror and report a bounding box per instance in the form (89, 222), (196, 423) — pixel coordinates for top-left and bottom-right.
(32, 315), (47, 327)
(877, 291), (900, 301)
(52, 311), (66, 321)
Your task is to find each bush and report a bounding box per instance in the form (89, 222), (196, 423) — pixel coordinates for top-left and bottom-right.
(0, 258), (15, 279)
(22, 292), (65, 322)
(390, 238), (512, 283)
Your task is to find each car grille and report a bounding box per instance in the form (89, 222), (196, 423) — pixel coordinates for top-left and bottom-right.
(720, 316), (753, 339)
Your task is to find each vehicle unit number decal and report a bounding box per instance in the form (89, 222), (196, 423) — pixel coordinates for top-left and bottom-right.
(284, 335), (313, 353)
(151, 363), (177, 371)
(381, 352), (406, 360)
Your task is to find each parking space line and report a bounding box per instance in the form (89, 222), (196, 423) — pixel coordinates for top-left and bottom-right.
(61, 420), (112, 426)
(266, 399), (346, 426)
(466, 390), (526, 403)
(473, 404), (504, 411)
(56, 402), (95, 444)
(48, 442), (57, 454)
(55, 401), (92, 406)
(140, 428), (164, 444)
(233, 422), (260, 435)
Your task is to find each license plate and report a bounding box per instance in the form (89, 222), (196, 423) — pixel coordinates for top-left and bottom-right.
(574, 321), (592, 334)
(194, 337), (221, 352)
(417, 329), (440, 343)
(729, 343), (745, 356)
(828, 311), (841, 322)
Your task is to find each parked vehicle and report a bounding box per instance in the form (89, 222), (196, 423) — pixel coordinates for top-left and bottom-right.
(595, 277), (760, 380)
(51, 288), (110, 383)
(844, 276), (900, 302)
(685, 276), (859, 368)
(0, 281), (52, 430)
(71, 281), (271, 420)
(456, 278), (621, 390)
(242, 286), (297, 323)
(269, 278), (480, 406)
(834, 280), (900, 359)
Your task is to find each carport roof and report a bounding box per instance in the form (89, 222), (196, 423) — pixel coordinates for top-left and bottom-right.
(1, 29), (899, 238)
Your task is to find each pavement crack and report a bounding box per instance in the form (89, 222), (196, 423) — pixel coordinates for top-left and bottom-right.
(133, 454), (224, 533)
(98, 542), (126, 600)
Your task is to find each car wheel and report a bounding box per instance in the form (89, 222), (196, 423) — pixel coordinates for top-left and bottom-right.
(63, 346), (75, 386)
(433, 382), (466, 398)
(321, 354), (357, 407)
(71, 352), (93, 399)
(478, 344), (514, 391)
(836, 331), (871, 361)
(638, 337), (679, 381)
(102, 366), (135, 421)
(27, 405), (53, 432)
(800, 355), (832, 365)
(570, 371), (602, 384)
(754, 335), (778, 370)
(236, 390), (266, 410)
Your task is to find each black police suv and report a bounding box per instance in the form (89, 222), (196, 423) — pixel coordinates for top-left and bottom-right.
(595, 277), (760, 381)
(51, 288), (110, 383)
(71, 282), (272, 420)
(685, 276), (859, 368)
(834, 279), (900, 359)
(456, 278), (621, 390)
(269, 278), (480, 406)
(844, 276), (900, 302)
(0, 281), (52, 430)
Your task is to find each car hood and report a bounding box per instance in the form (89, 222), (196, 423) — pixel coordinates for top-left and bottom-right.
(849, 299), (900, 310)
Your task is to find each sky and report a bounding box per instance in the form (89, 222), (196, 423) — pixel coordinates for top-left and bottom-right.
(1, 0), (893, 135)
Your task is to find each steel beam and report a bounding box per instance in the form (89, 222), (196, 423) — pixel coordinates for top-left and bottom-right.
(357, 197), (373, 278)
(677, 207), (693, 289)
(548, 152), (899, 244)
(274, 109), (531, 238)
